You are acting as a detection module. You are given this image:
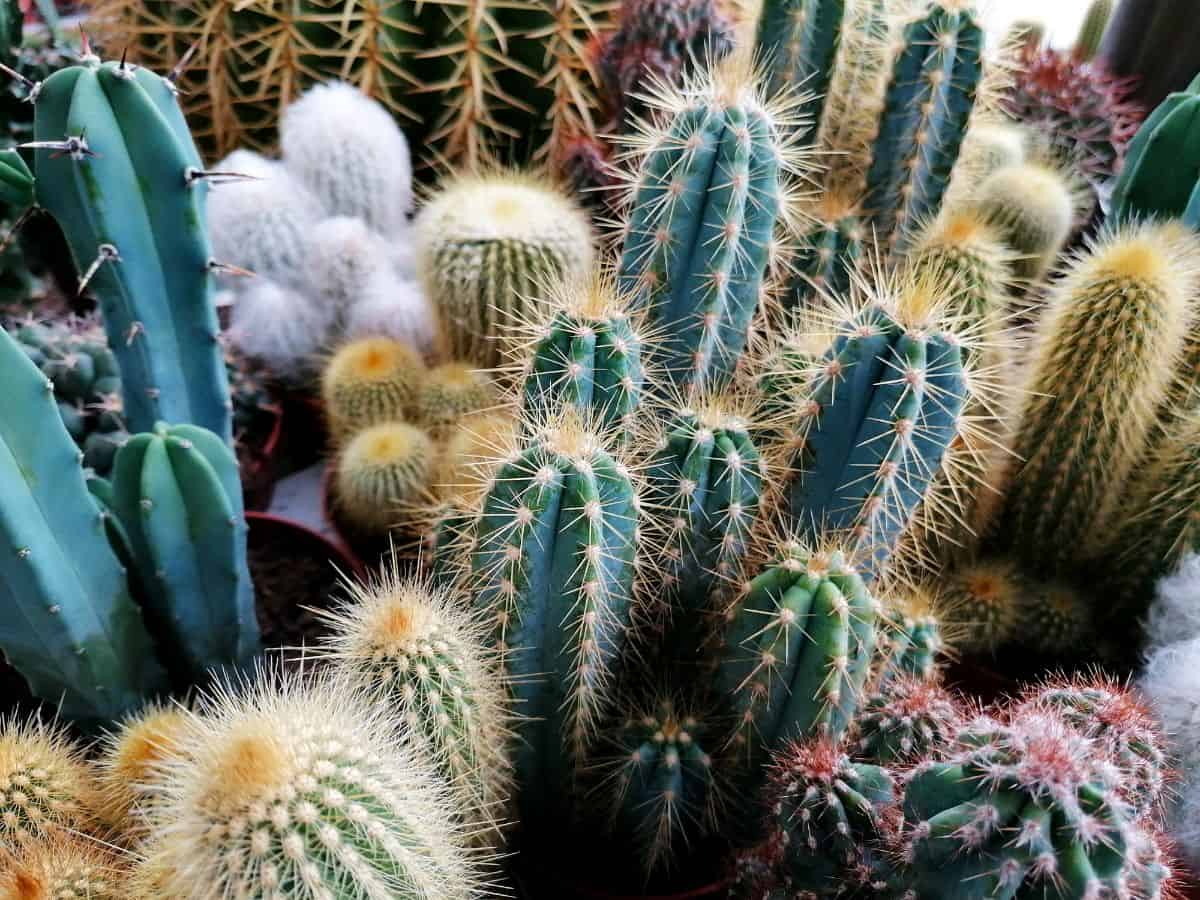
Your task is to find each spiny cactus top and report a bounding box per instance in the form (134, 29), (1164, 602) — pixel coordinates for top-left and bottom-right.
(0, 714), (100, 846)
(98, 702), (191, 840)
(854, 674), (961, 765)
(0, 835), (130, 900)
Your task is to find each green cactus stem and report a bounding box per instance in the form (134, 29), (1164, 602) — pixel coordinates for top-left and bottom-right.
(756, 0), (845, 142)
(854, 674), (960, 764)
(784, 195), (864, 312)
(1112, 74), (1200, 224)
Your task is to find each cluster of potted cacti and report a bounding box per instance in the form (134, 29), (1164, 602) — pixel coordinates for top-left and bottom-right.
(2, 0), (1200, 897)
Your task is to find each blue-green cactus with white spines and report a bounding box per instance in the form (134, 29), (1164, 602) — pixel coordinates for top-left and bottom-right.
(470, 411), (639, 822)
(718, 540), (880, 775)
(109, 422), (259, 686)
(756, 0), (845, 143)
(0, 327), (167, 722)
(785, 203), (864, 312)
(521, 274), (645, 433)
(864, 0), (985, 254)
(26, 44), (233, 441)
(617, 60), (800, 391)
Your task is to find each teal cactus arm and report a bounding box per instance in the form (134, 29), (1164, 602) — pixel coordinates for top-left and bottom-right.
(864, 2), (983, 254)
(786, 214), (863, 311)
(1112, 74), (1200, 223)
(757, 0), (845, 139)
(31, 56), (231, 441)
(0, 148), (32, 207)
(0, 328), (166, 722)
(109, 422), (259, 684)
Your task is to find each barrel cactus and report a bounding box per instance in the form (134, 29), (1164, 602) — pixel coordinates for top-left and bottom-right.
(854, 675), (961, 765)
(0, 714), (101, 845)
(321, 337), (424, 443)
(333, 422), (435, 535)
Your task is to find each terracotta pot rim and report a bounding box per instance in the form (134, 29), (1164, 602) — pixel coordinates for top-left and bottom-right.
(245, 510), (366, 580)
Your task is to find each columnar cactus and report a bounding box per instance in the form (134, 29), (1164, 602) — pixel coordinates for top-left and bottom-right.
(415, 171), (594, 370)
(718, 540), (880, 772)
(854, 675), (961, 764)
(757, 0), (845, 140)
(334, 422), (435, 534)
(321, 337), (424, 443)
(469, 411), (639, 817)
(973, 161), (1077, 285)
(864, 0), (984, 254)
(785, 195), (864, 312)
(0, 328), (166, 721)
(142, 669), (493, 900)
(518, 273), (645, 433)
(109, 421), (260, 684)
(999, 222), (1200, 574)
(617, 59), (801, 391)
(317, 568), (511, 842)
(0, 714), (101, 845)
(957, 121), (1026, 181)
(1074, 0), (1113, 61)
(907, 208), (1013, 331)
(29, 46), (232, 440)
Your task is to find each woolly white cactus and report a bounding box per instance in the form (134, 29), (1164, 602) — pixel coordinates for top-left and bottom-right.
(1145, 554), (1200, 650)
(303, 217), (394, 311)
(343, 274), (441, 358)
(280, 81), (414, 236)
(229, 279), (336, 381)
(142, 667), (495, 900)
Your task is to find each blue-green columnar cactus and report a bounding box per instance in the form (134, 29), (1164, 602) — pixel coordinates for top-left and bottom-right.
(27, 46), (232, 440)
(617, 61), (797, 391)
(718, 540), (880, 773)
(110, 422), (259, 684)
(0, 327), (166, 721)
(644, 396), (764, 643)
(521, 275), (645, 433)
(785, 202), (864, 312)
(864, 0), (984, 254)
(785, 278), (969, 579)
(470, 411), (639, 821)
(0, 147), (32, 206)
(757, 0), (845, 141)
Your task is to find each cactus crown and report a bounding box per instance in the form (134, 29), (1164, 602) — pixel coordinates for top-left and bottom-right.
(0, 714), (99, 845)
(98, 702), (191, 836)
(0, 836), (128, 900)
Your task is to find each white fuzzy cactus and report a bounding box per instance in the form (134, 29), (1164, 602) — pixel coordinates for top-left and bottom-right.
(142, 667), (496, 900)
(281, 81), (415, 236)
(229, 279), (336, 381)
(1146, 554), (1200, 650)
(303, 217), (394, 312)
(344, 274), (441, 358)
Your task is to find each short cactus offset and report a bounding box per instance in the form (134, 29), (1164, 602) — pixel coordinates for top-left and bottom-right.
(864, 0), (985, 253)
(600, 697), (721, 874)
(469, 410), (639, 818)
(973, 161), (1077, 285)
(334, 422), (435, 535)
(413, 363), (497, 437)
(109, 422), (260, 684)
(617, 58), (802, 390)
(518, 273), (645, 433)
(98, 702), (191, 840)
(999, 221), (1200, 574)
(415, 171), (594, 370)
(957, 121), (1026, 181)
(854, 675), (961, 764)
(878, 588), (944, 683)
(718, 540), (880, 772)
(757, 0), (846, 141)
(1073, 0), (1113, 61)
(785, 195), (864, 312)
(316, 566), (511, 841)
(321, 337), (424, 443)
(143, 669), (493, 900)
(0, 836), (130, 900)
(943, 557), (1023, 653)
(0, 714), (100, 845)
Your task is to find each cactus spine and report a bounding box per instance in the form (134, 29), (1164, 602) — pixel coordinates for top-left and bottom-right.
(973, 162), (1076, 285)
(0, 328), (166, 721)
(617, 60), (799, 390)
(413, 363), (496, 438)
(29, 48), (232, 441)
(757, 0), (845, 140)
(110, 422), (259, 684)
(864, 1), (984, 254)
(469, 412), (638, 819)
(854, 675), (961, 764)
(943, 557), (1023, 653)
(0, 714), (101, 845)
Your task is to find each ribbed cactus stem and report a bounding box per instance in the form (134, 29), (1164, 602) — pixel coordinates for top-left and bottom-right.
(1073, 0), (1112, 61)
(854, 675), (960, 764)
(973, 162), (1076, 286)
(756, 0), (845, 141)
(1112, 74), (1200, 223)
(785, 195), (864, 312)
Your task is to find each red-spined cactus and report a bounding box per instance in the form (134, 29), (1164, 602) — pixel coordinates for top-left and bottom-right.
(1003, 46), (1144, 183)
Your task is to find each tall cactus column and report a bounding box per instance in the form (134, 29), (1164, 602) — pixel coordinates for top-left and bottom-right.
(29, 49), (232, 440)
(618, 61), (793, 391)
(757, 0), (845, 140)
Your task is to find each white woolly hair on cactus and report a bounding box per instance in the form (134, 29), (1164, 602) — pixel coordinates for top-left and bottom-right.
(281, 81), (414, 237)
(343, 271), (442, 361)
(1145, 554), (1200, 650)
(207, 149), (325, 291)
(304, 216), (394, 312)
(229, 277), (336, 382)
(143, 664), (498, 900)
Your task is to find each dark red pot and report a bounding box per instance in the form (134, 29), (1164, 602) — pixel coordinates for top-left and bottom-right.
(246, 511), (365, 582)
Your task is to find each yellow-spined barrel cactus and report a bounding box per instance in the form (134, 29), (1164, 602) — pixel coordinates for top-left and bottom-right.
(321, 337), (425, 443)
(334, 422), (435, 534)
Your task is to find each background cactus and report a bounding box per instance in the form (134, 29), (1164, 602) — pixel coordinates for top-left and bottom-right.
(853, 674), (961, 764)
(0, 835), (129, 900)
(30, 47), (232, 441)
(971, 161), (1077, 286)
(784, 195), (864, 312)
(321, 337), (424, 444)
(0, 327), (166, 721)
(415, 171), (593, 370)
(617, 58), (799, 391)
(957, 121), (1026, 181)
(1073, 0), (1113, 62)
(756, 0), (845, 142)
(413, 363), (497, 438)
(0, 714), (101, 845)
(97, 702), (191, 839)
(943, 556), (1023, 653)
(333, 422), (435, 535)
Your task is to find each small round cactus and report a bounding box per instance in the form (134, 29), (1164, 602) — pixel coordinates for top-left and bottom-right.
(958, 121), (1026, 181)
(321, 336), (424, 442)
(98, 702), (191, 840)
(1026, 577), (1093, 657)
(432, 412), (517, 504)
(973, 161), (1077, 284)
(944, 557), (1023, 653)
(0, 836), (130, 900)
(334, 422), (435, 534)
(854, 675), (962, 765)
(316, 567), (511, 842)
(412, 363), (497, 437)
(142, 669), (492, 900)
(0, 714), (100, 845)
(879, 587), (944, 683)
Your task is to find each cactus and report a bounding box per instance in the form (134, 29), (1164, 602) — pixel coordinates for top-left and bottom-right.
(321, 337), (424, 443)
(784, 195), (864, 312)
(97, 702), (191, 840)
(600, 696), (721, 874)
(415, 171), (594, 370)
(28, 46), (232, 441)
(1111, 74), (1200, 224)
(999, 222), (1200, 574)
(0, 714), (101, 845)
(109, 421), (259, 685)
(518, 273), (645, 433)
(334, 422), (435, 535)
(227, 278), (335, 383)
(1074, 0), (1113, 61)
(718, 540), (880, 773)
(973, 161), (1077, 285)
(785, 268), (971, 579)
(1006, 19), (1045, 51)
(879, 588), (943, 683)
(0, 836), (130, 900)
(756, 0), (845, 141)
(142, 668), (494, 900)
(413, 363), (497, 438)
(644, 394), (765, 644)
(469, 410), (639, 819)
(854, 674), (961, 764)
(899, 710), (1168, 898)
(0, 327), (166, 721)
(302, 216), (398, 315)
(943, 557), (1023, 653)
(957, 121), (1026, 181)
(864, 1), (984, 254)
(617, 58), (800, 391)
(1025, 577), (1092, 657)
(907, 207), (1013, 330)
